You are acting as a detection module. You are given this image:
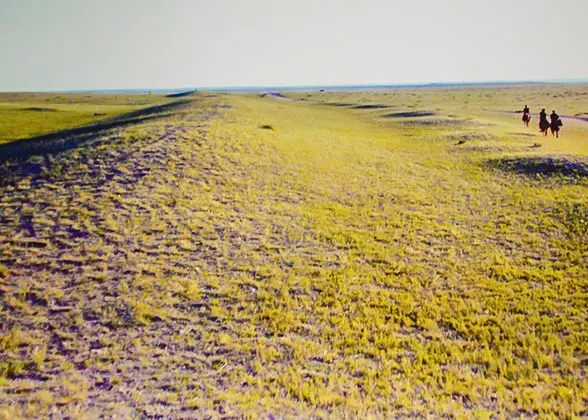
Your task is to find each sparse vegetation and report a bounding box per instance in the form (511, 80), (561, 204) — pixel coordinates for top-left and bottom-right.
(0, 85), (586, 417)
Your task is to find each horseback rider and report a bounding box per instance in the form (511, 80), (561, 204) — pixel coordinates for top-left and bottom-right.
(550, 110), (560, 125)
(522, 104), (531, 124)
(549, 110), (562, 138)
(539, 108), (550, 135)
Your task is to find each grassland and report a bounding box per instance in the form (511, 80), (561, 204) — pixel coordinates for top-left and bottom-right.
(289, 83), (588, 118)
(0, 85), (586, 418)
(0, 92), (174, 145)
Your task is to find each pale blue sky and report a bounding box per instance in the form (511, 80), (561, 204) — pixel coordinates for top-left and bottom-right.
(1, 0), (587, 91)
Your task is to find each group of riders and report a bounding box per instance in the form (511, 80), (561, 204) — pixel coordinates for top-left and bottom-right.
(522, 105), (563, 138)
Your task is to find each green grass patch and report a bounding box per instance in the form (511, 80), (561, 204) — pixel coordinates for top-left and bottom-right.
(0, 92), (173, 144)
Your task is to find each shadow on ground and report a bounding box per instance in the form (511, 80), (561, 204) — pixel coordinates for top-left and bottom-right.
(324, 102), (356, 107)
(323, 103), (393, 109)
(383, 111), (436, 118)
(0, 100), (191, 162)
(352, 104), (392, 109)
(21, 107), (59, 112)
(487, 156), (588, 180)
(166, 90), (198, 98)
(508, 132), (538, 137)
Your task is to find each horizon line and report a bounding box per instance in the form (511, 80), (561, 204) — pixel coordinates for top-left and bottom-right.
(2, 78), (587, 94)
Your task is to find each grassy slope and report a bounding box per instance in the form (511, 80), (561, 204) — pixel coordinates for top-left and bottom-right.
(0, 88), (586, 417)
(0, 93), (171, 144)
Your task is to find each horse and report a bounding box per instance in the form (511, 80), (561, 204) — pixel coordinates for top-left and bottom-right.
(522, 113), (531, 127)
(550, 119), (563, 138)
(539, 119), (550, 136)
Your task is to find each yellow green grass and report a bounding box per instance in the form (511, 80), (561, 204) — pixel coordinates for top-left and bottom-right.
(0, 92), (173, 144)
(0, 86), (586, 417)
(289, 83), (588, 118)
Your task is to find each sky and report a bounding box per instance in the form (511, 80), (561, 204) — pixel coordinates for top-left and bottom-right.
(1, 0), (587, 91)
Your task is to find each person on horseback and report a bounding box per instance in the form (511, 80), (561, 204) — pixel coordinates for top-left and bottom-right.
(522, 104), (531, 126)
(550, 110), (560, 125)
(539, 108), (550, 135)
(550, 110), (562, 138)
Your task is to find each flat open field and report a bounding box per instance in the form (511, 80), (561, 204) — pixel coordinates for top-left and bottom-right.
(0, 92), (176, 145)
(0, 85), (586, 417)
